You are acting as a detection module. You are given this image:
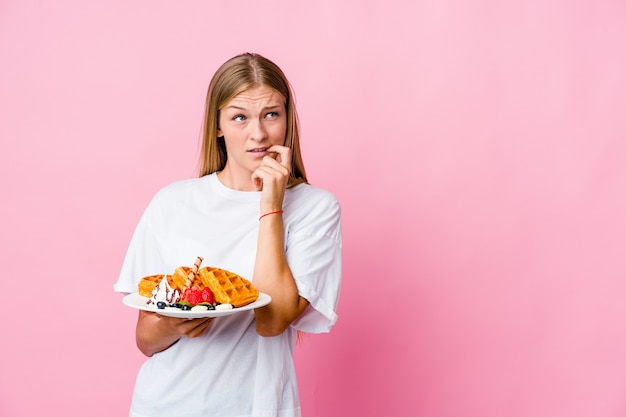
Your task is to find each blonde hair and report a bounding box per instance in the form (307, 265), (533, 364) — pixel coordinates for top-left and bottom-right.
(198, 53), (307, 186)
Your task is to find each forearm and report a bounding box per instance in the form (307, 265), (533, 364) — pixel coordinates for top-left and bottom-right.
(253, 213), (308, 336)
(135, 311), (182, 357)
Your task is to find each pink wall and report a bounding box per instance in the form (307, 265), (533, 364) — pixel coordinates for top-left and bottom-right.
(2, 1), (625, 416)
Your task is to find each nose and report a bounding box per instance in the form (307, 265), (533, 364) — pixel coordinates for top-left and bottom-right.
(249, 118), (268, 141)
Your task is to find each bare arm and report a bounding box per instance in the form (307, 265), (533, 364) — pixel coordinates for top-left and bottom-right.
(251, 145), (309, 336)
(253, 211), (309, 336)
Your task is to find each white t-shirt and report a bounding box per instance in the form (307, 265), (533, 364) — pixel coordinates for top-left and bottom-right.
(114, 173), (342, 417)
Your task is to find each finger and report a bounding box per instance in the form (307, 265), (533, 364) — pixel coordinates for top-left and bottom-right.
(267, 145), (292, 171)
(254, 161), (284, 181)
(184, 318), (213, 337)
(261, 156), (289, 177)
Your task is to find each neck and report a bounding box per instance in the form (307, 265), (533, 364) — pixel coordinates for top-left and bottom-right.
(216, 166), (257, 191)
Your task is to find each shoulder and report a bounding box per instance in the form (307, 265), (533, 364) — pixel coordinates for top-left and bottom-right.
(149, 176), (209, 206)
(286, 183), (340, 213)
(139, 176), (211, 223)
(284, 183), (341, 236)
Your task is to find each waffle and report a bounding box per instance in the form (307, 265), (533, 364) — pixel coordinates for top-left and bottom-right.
(170, 266), (193, 292)
(170, 256), (204, 292)
(138, 274), (165, 297)
(137, 266), (204, 297)
(197, 266), (259, 308)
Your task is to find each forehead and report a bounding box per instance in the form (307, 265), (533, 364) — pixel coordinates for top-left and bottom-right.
(226, 85), (285, 107)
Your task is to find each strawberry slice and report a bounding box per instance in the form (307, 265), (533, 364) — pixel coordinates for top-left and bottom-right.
(181, 287), (203, 306)
(201, 287), (215, 305)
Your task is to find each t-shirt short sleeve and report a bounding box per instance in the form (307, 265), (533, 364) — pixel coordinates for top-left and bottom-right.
(287, 191), (342, 334)
(113, 202), (168, 294)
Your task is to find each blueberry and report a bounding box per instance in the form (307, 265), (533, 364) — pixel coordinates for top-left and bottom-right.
(156, 301), (166, 309)
(181, 304), (192, 311)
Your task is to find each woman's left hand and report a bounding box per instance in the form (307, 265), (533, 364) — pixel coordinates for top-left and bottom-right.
(251, 145), (291, 212)
(250, 144), (308, 337)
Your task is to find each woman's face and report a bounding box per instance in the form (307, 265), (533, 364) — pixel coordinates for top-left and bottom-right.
(218, 85), (287, 181)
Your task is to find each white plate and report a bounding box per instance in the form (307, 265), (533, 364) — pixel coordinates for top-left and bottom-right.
(122, 292), (272, 318)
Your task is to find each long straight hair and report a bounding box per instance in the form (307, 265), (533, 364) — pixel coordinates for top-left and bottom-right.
(198, 53), (307, 186)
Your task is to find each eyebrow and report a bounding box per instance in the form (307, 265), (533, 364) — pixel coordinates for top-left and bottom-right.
(223, 104), (282, 111)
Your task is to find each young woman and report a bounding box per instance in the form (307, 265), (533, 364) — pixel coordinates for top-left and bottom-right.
(114, 52), (342, 417)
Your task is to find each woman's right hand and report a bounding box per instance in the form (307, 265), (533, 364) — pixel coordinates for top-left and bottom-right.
(163, 315), (213, 338)
(135, 310), (213, 357)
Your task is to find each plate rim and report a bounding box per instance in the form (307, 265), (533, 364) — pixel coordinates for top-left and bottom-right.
(122, 291), (272, 318)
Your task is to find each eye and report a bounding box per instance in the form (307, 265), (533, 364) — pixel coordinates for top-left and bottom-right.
(266, 111), (279, 119)
(233, 114), (246, 122)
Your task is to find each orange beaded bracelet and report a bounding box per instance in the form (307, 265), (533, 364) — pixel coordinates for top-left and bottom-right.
(259, 210), (284, 221)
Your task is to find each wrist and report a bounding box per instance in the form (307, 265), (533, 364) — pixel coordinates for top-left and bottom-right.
(259, 210), (284, 221)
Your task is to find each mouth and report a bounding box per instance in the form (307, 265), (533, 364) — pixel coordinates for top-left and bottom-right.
(247, 147), (269, 153)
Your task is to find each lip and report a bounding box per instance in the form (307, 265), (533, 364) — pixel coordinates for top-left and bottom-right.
(247, 147), (269, 155)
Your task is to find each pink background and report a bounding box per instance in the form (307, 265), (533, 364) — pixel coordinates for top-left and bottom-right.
(1, 1), (625, 416)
